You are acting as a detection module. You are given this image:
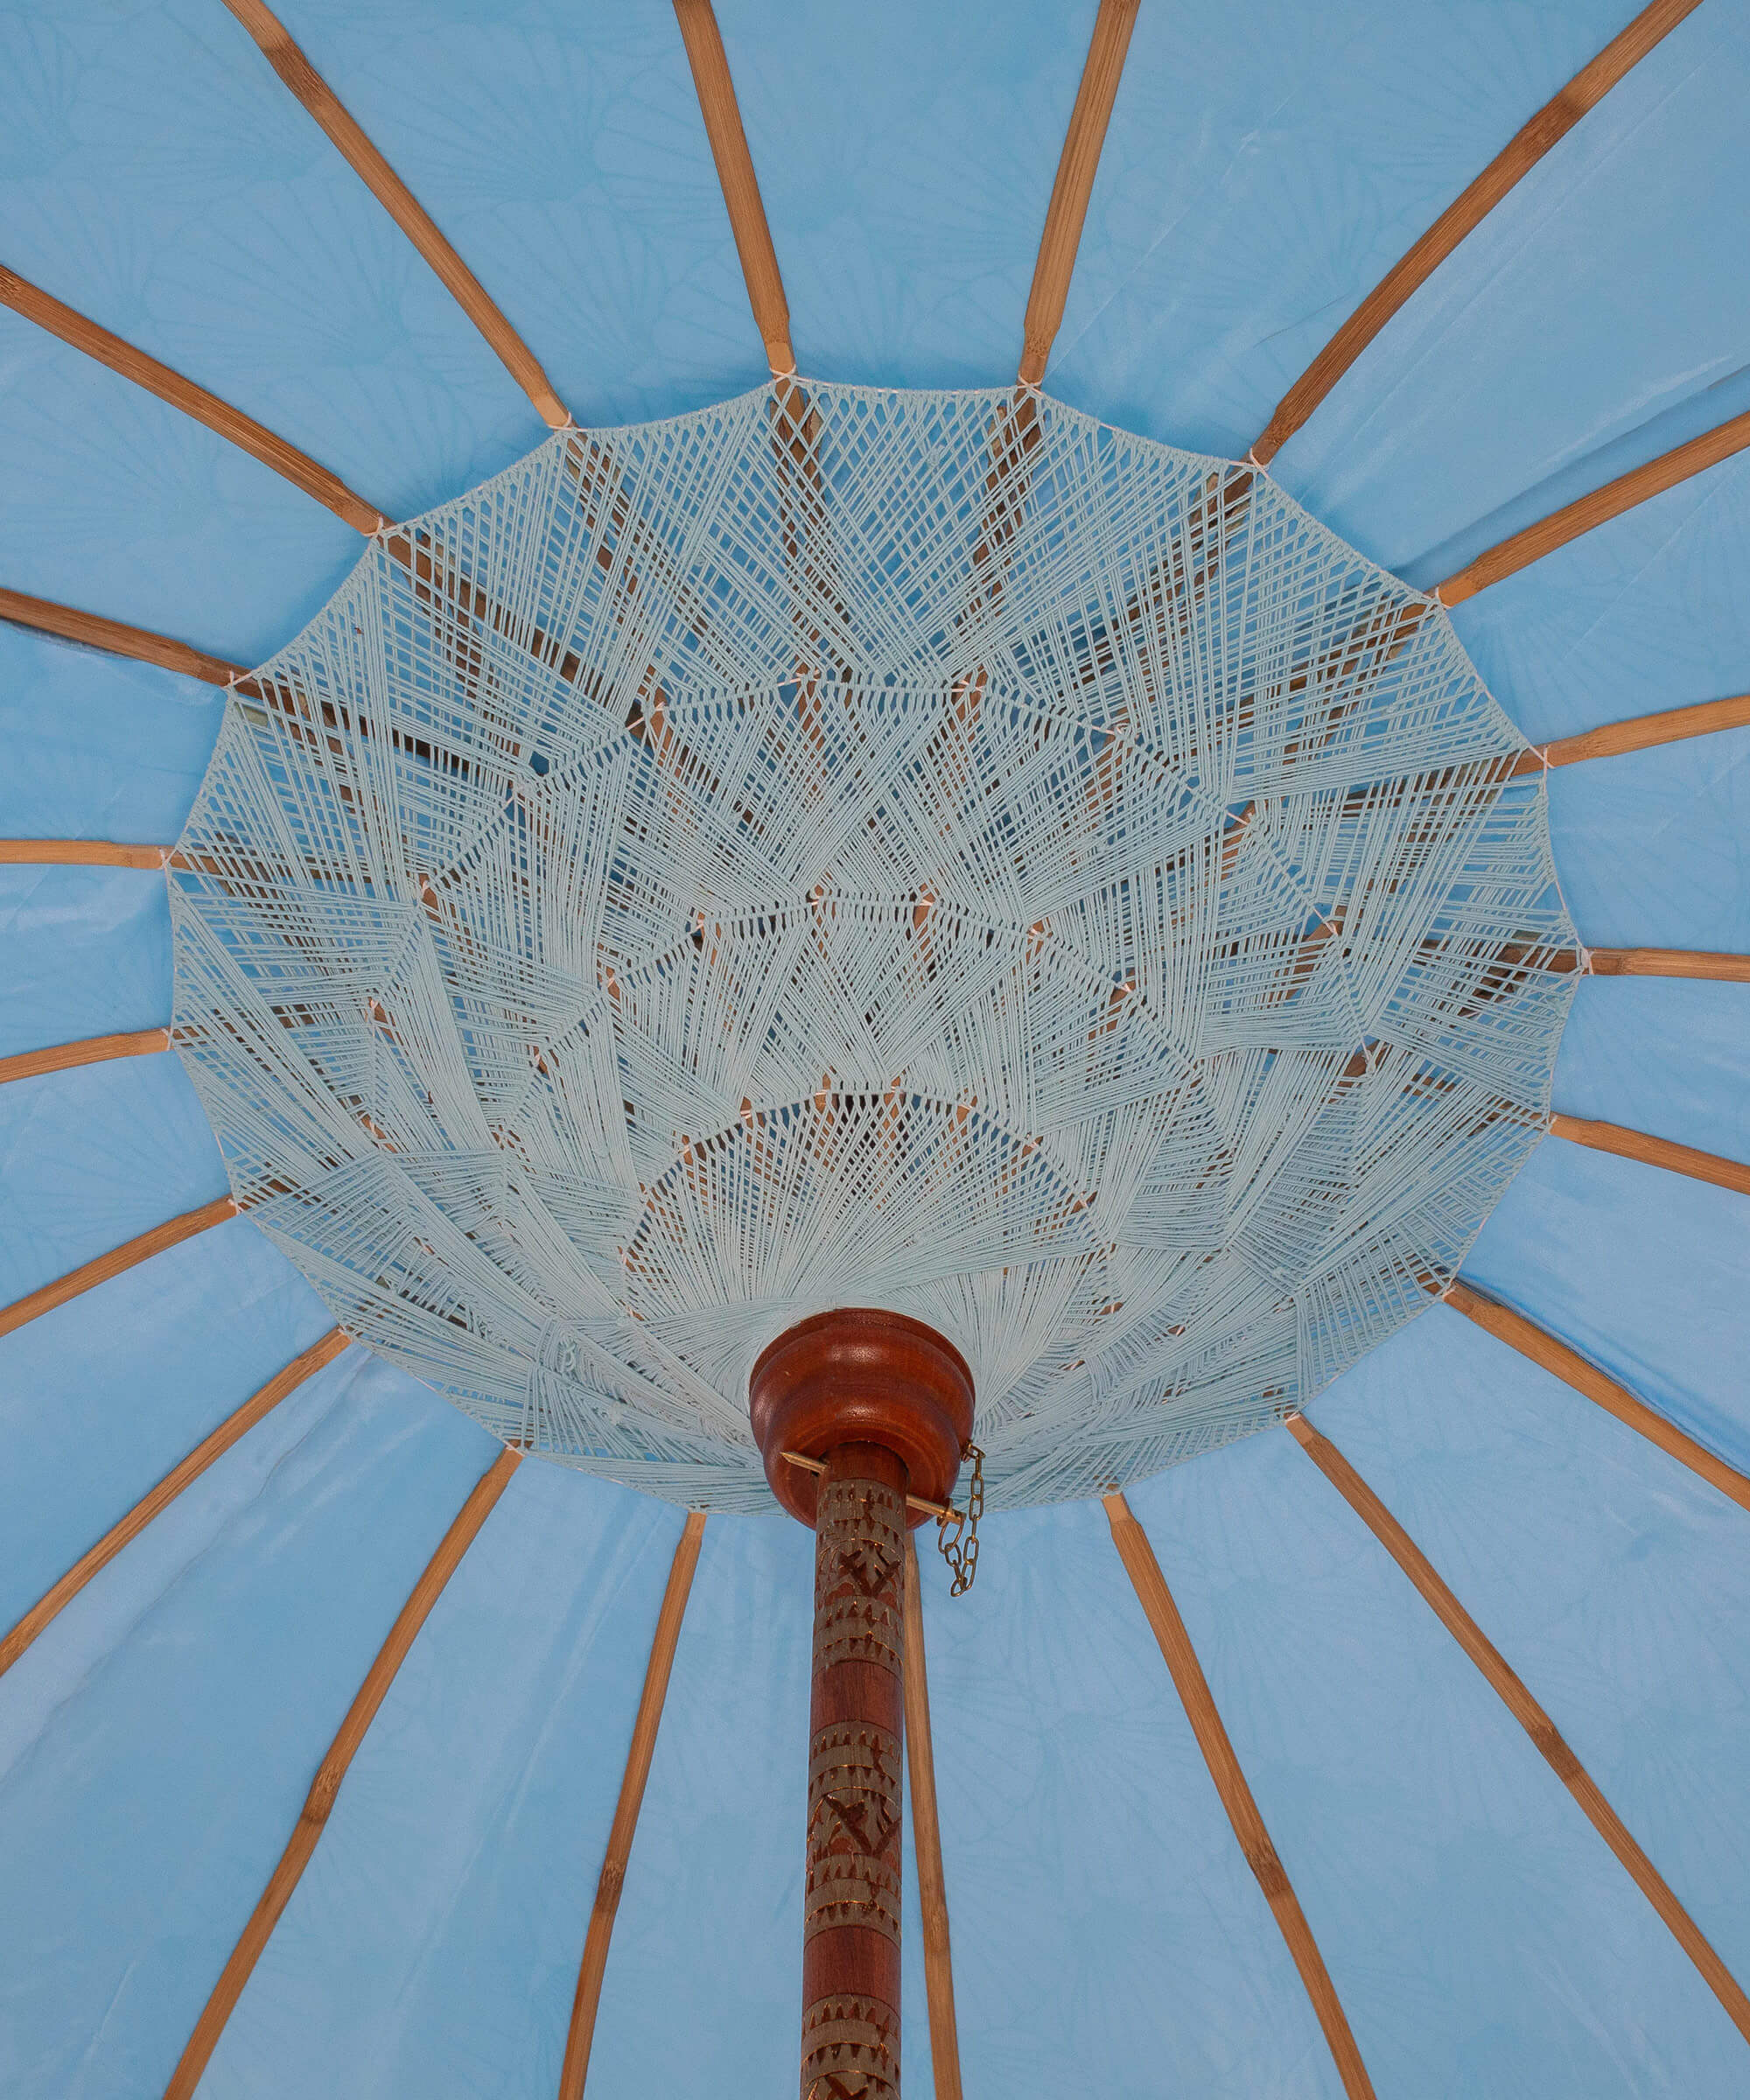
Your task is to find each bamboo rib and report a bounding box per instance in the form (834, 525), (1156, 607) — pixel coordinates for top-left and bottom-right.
(0, 1029), (170, 1087)
(1445, 1280), (1750, 1516)
(0, 839), (164, 870)
(1506, 690), (1750, 775)
(0, 1328), (349, 1678)
(217, 0), (567, 428)
(1102, 1493), (1376, 2099)
(0, 587), (244, 685)
(558, 1509), (706, 2100)
(1438, 407), (1750, 606)
(4, 561), (547, 706)
(671, 0), (794, 375)
(1550, 1114), (1750, 1200)
(163, 1444), (521, 2100)
(1587, 948), (1750, 983)
(0, 265), (383, 532)
(1251, 0), (1704, 464)
(1018, 0), (1141, 387)
(1544, 691), (1750, 766)
(902, 1537), (964, 2100)
(1285, 1412), (1750, 2045)
(0, 1195), (237, 1340)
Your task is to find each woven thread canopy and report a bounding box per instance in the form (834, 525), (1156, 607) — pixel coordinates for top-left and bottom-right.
(172, 385), (1573, 1507)
(3, 1), (1749, 2095)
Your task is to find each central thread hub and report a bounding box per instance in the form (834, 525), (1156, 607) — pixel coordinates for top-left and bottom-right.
(172, 387), (1575, 1515)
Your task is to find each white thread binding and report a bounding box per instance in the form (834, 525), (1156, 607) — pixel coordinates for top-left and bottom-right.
(165, 383), (1578, 1511)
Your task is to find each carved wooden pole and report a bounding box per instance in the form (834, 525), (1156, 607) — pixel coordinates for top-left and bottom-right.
(802, 1441), (908, 2095)
(751, 1310), (974, 2100)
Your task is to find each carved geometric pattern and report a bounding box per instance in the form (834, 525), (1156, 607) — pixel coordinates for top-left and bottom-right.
(805, 1721), (904, 1943)
(801, 1992), (900, 2100)
(813, 1474), (906, 1675)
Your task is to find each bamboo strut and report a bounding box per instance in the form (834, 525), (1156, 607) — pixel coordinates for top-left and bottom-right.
(1549, 1114), (1750, 1200)
(1103, 1493), (1376, 2099)
(1, 544), (584, 716)
(1286, 1412), (1750, 2046)
(902, 1537), (965, 2100)
(1438, 407), (1750, 606)
(217, 0), (568, 427)
(163, 1446), (522, 2100)
(1252, 0), (1704, 464)
(1445, 1280), (1750, 1516)
(0, 1330), (349, 1678)
(0, 1196), (237, 1340)
(558, 1510), (706, 2100)
(1587, 948), (1750, 984)
(671, 0), (794, 375)
(0, 265), (384, 532)
(0, 838), (164, 870)
(1541, 692), (1750, 766)
(1507, 691), (1750, 775)
(1018, 0), (1141, 386)
(0, 587), (243, 685)
(0, 1028), (170, 1087)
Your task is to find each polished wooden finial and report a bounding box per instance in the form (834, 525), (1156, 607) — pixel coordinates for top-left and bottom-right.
(749, 1307), (974, 1527)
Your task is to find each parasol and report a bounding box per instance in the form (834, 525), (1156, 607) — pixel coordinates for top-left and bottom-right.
(3, 4), (1748, 2095)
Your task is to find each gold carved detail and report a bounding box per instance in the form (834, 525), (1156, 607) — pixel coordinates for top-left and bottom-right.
(805, 1721), (903, 1942)
(801, 1992), (900, 2100)
(813, 1474), (905, 1675)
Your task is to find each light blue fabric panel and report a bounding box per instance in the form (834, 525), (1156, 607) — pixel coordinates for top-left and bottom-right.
(196, 1461), (682, 2100)
(1549, 732), (1750, 953)
(919, 1498), (1344, 2099)
(1450, 450), (1750, 747)
(0, 1353), (497, 2100)
(0, 308), (360, 669)
(0, 1214), (334, 1638)
(1049, 0), (1628, 458)
(1466, 1135), (1750, 1474)
(714, 0), (1093, 390)
(1312, 1306), (1750, 1994)
(0, 0), (535, 525)
(1555, 976), (1750, 1165)
(0, 867), (170, 1057)
(0, 623), (222, 842)
(0, 1054), (226, 1306)
(587, 1508), (814, 2094)
(1273, 3), (1750, 574)
(1126, 1424), (1750, 2096)
(0, 1342), (354, 1787)
(270, 0), (768, 430)
(1412, 360), (1750, 601)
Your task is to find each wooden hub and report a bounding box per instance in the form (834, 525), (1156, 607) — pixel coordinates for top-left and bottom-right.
(748, 1307), (975, 1529)
(749, 1310), (975, 2099)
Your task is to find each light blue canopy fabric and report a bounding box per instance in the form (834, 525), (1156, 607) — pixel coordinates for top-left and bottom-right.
(2, 4), (1747, 2095)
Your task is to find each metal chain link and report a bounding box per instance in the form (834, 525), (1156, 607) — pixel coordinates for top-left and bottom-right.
(936, 1441), (984, 1596)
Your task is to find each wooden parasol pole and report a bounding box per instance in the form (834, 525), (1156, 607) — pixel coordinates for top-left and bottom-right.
(751, 1309), (974, 2100)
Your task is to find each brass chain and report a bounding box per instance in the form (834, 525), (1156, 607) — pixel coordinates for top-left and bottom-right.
(936, 1441), (984, 1596)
